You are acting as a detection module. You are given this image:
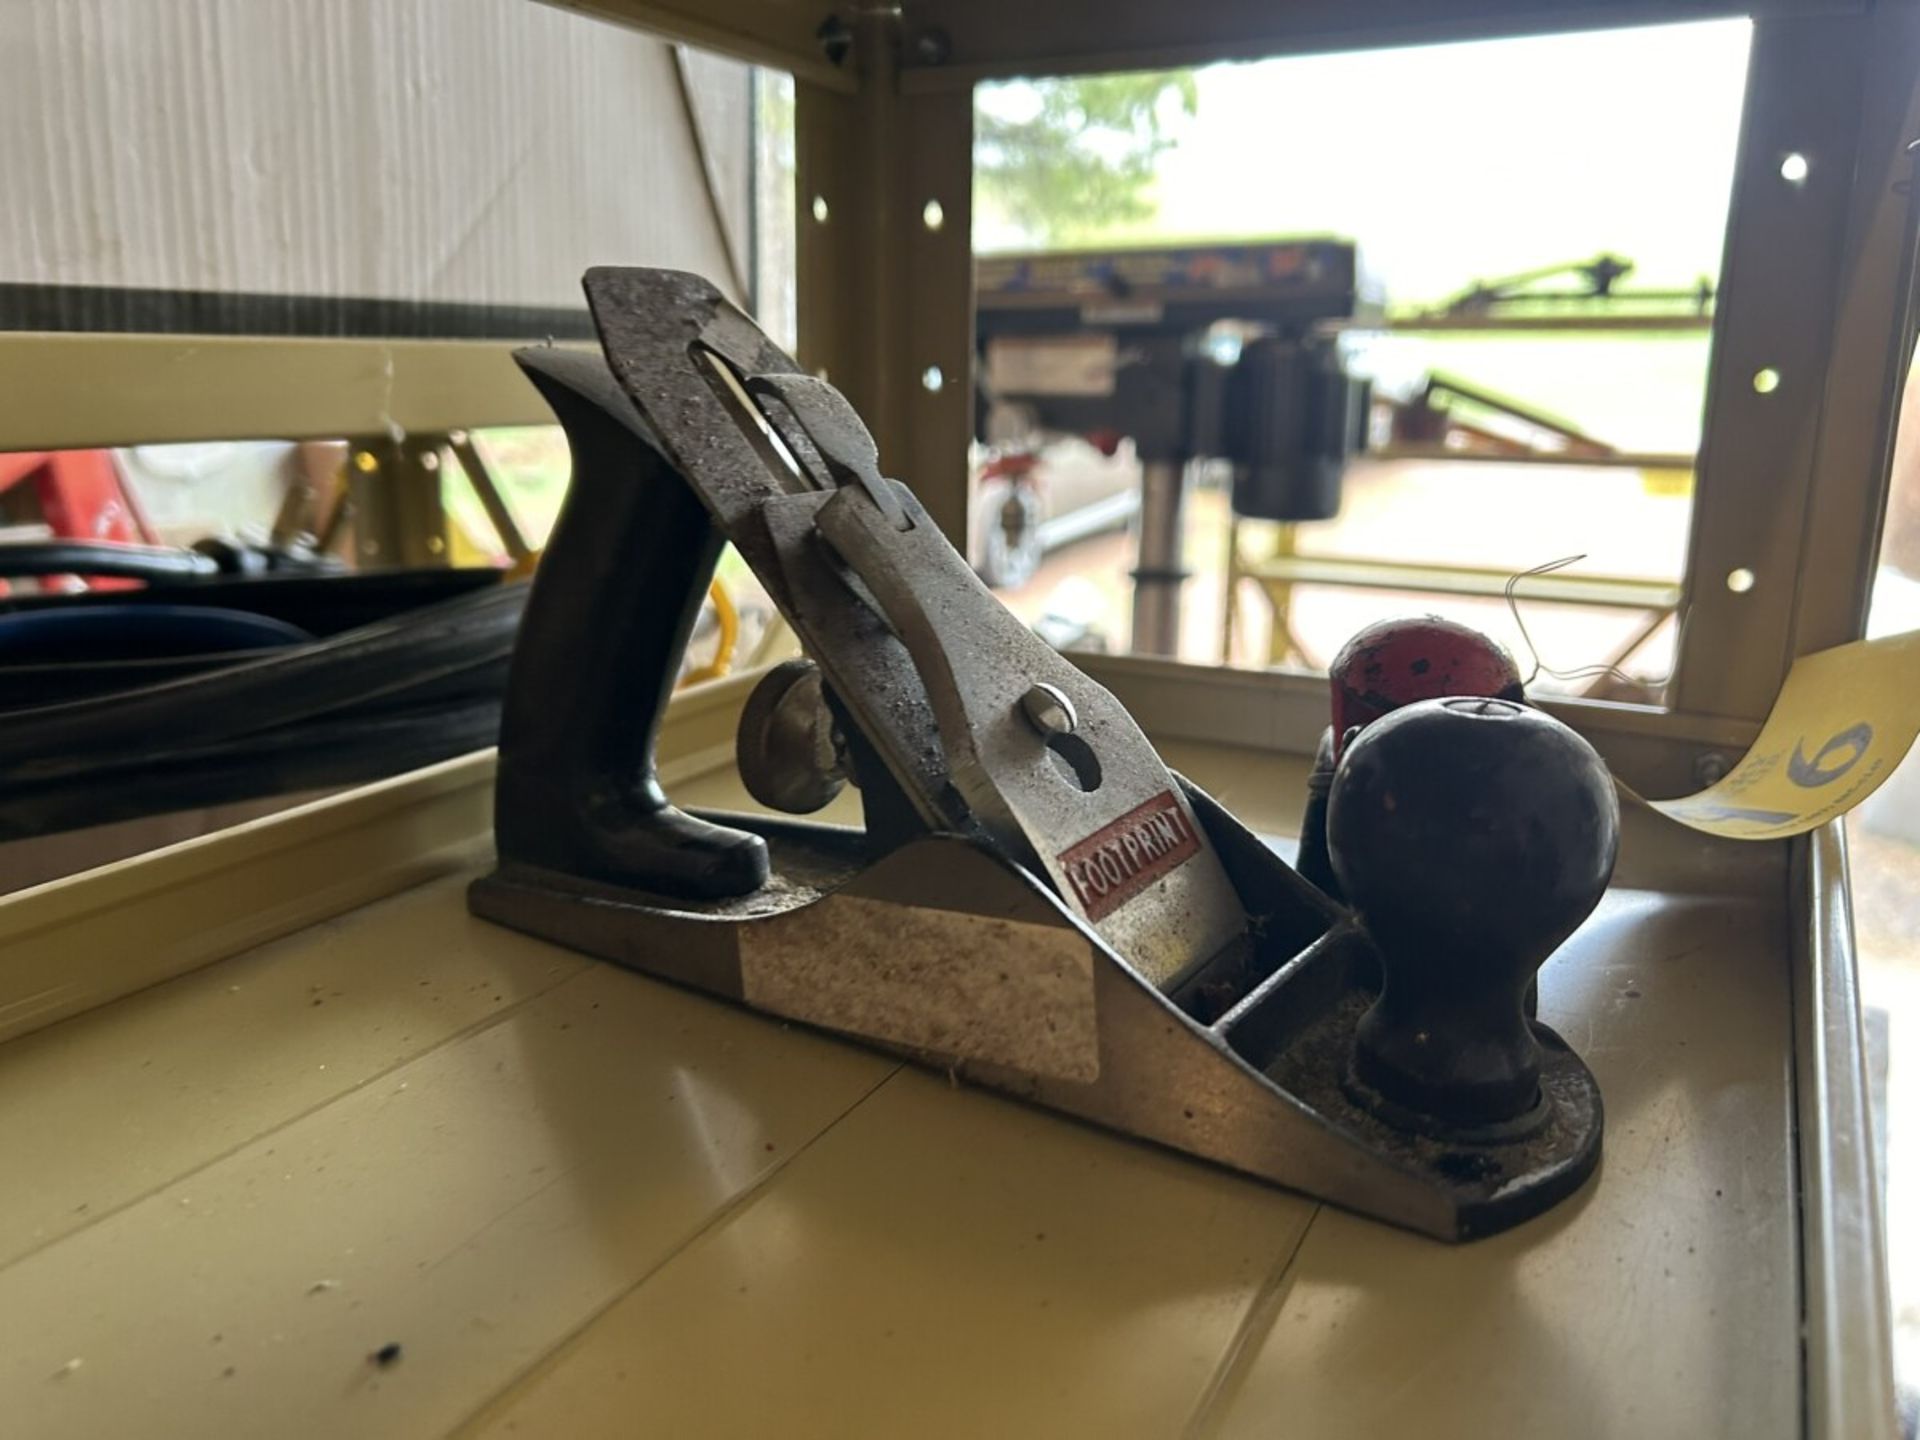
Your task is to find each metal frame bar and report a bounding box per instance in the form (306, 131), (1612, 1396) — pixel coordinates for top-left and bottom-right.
(1369, 446), (1699, 468)
(1369, 316), (1714, 334)
(450, 433), (535, 563)
(534, 0), (855, 91)
(1234, 548), (1683, 611)
(1788, 1), (1920, 659)
(1071, 650), (1758, 799)
(0, 333), (585, 450)
(892, 0), (1863, 89)
(1231, 562), (1678, 677)
(1670, 10), (1894, 718)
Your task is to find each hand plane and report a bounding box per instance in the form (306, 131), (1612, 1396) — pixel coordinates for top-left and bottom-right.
(469, 268), (1613, 1241)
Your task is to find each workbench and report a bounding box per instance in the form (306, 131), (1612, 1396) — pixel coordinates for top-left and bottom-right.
(0, 669), (1880, 1439)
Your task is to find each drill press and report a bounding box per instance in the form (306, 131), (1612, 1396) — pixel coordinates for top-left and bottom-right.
(975, 239), (1373, 653)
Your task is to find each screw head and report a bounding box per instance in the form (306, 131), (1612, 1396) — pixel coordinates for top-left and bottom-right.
(1693, 750), (1732, 787)
(1019, 683), (1078, 738)
(737, 659), (847, 814)
(912, 27), (953, 64)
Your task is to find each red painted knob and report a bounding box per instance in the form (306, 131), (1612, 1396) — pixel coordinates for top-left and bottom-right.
(1329, 617), (1524, 761)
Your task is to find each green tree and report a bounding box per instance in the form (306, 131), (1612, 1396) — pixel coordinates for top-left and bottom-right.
(975, 72), (1198, 246)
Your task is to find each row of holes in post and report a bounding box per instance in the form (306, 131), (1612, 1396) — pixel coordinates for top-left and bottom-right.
(807, 194), (945, 230)
(808, 192), (951, 396)
(1720, 151), (1811, 595)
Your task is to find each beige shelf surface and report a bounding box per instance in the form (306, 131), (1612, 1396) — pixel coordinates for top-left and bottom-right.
(0, 737), (1807, 1439)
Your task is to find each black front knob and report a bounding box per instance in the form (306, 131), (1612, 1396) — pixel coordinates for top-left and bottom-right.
(1327, 697), (1619, 1126)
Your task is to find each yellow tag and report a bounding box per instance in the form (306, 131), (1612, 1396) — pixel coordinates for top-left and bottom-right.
(1648, 629), (1920, 839)
(1638, 465), (1693, 499)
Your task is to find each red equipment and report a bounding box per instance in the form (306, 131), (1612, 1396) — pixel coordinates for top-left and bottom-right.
(0, 449), (156, 594)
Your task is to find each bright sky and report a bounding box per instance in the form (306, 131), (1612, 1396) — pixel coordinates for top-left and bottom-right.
(976, 18), (1754, 308)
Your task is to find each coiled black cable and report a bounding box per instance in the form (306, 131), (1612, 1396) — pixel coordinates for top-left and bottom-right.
(0, 578), (527, 838)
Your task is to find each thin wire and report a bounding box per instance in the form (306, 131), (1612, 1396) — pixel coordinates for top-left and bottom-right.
(1505, 553), (1688, 690)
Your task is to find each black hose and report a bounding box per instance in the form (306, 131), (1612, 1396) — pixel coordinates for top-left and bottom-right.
(0, 580), (527, 776)
(0, 698), (506, 841)
(0, 567), (503, 637)
(0, 541), (220, 583)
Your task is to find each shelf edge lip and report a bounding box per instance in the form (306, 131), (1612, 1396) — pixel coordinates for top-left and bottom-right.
(0, 665), (765, 1045)
(1792, 822), (1900, 1440)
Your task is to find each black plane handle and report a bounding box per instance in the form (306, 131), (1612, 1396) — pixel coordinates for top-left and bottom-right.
(492, 346), (769, 899)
